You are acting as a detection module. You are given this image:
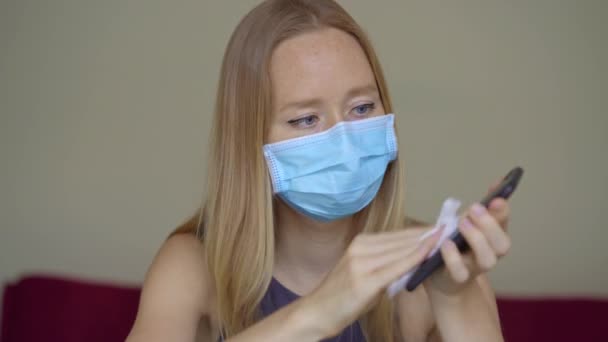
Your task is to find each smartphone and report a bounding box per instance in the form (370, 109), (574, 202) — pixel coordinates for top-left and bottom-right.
(405, 166), (524, 291)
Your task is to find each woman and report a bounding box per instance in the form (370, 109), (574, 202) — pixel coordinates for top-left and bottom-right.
(127, 0), (511, 341)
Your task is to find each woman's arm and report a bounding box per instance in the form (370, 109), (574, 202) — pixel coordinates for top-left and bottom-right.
(126, 234), (210, 342)
(223, 295), (326, 342)
(426, 275), (503, 342)
(129, 228), (442, 342)
(396, 274), (502, 342)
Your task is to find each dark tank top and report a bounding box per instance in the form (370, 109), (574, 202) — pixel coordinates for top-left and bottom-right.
(259, 277), (366, 342)
(219, 277), (366, 341)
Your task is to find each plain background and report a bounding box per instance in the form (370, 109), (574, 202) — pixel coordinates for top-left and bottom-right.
(1, 0), (607, 298)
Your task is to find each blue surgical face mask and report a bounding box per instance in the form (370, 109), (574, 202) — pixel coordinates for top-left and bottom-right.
(263, 114), (398, 222)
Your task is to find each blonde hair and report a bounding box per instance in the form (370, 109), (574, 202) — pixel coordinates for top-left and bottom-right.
(174, 0), (407, 340)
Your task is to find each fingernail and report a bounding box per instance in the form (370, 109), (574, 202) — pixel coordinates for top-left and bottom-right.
(461, 218), (473, 230)
(471, 203), (486, 217)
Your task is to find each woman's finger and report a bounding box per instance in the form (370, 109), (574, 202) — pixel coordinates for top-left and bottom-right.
(350, 229), (431, 257)
(371, 230), (440, 289)
(488, 198), (510, 230)
(469, 203), (511, 257)
(356, 238), (431, 272)
(358, 227), (442, 272)
(440, 240), (470, 283)
(459, 217), (497, 272)
(358, 227), (430, 244)
(355, 236), (425, 257)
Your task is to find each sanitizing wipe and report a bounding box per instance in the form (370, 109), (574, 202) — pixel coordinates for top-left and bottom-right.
(387, 198), (462, 298)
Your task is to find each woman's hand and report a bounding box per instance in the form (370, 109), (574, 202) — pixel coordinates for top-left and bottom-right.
(424, 182), (512, 296)
(303, 227), (442, 338)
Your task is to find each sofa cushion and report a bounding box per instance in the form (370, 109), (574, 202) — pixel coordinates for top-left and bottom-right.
(1, 275), (140, 342)
(2, 274), (607, 341)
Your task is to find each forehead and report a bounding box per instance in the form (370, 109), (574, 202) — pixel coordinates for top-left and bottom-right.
(269, 28), (377, 107)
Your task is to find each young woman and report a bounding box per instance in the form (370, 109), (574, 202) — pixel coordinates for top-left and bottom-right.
(127, 1), (512, 341)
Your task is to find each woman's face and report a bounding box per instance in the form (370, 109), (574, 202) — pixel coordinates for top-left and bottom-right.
(267, 27), (386, 144)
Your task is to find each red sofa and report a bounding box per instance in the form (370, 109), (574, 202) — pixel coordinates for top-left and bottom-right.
(2, 274), (606, 341)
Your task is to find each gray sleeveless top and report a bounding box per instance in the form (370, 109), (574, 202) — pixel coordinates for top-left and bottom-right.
(219, 277), (366, 341)
(260, 277), (366, 341)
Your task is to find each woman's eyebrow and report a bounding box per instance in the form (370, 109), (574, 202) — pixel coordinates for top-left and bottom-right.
(278, 98), (323, 114)
(344, 84), (379, 100)
(278, 84), (379, 114)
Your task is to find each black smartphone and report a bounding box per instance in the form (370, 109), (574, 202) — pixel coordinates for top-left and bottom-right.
(405, 166), (524, 291)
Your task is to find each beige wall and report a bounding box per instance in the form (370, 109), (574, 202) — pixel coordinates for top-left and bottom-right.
(1, 0), (607, 296)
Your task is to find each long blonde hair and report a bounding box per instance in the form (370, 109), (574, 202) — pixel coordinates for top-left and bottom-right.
(175, 0), (407, 340)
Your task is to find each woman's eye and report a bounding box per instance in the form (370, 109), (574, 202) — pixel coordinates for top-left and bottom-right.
(351, 103), (376, 117)
(288, 115), (319, 128)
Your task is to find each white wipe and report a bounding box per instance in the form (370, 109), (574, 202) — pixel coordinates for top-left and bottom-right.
(386, 198), (462, 298)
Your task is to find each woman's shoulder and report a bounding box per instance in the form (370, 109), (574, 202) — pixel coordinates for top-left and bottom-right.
(127, 233), (216, 341)
(148, 233), (213, 314)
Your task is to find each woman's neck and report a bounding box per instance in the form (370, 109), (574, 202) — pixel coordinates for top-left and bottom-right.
(273, 199), (356, 296)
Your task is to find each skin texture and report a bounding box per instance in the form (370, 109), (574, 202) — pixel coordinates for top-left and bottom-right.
(267, 28), (385, 143)
(127, 28), (511, 342)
